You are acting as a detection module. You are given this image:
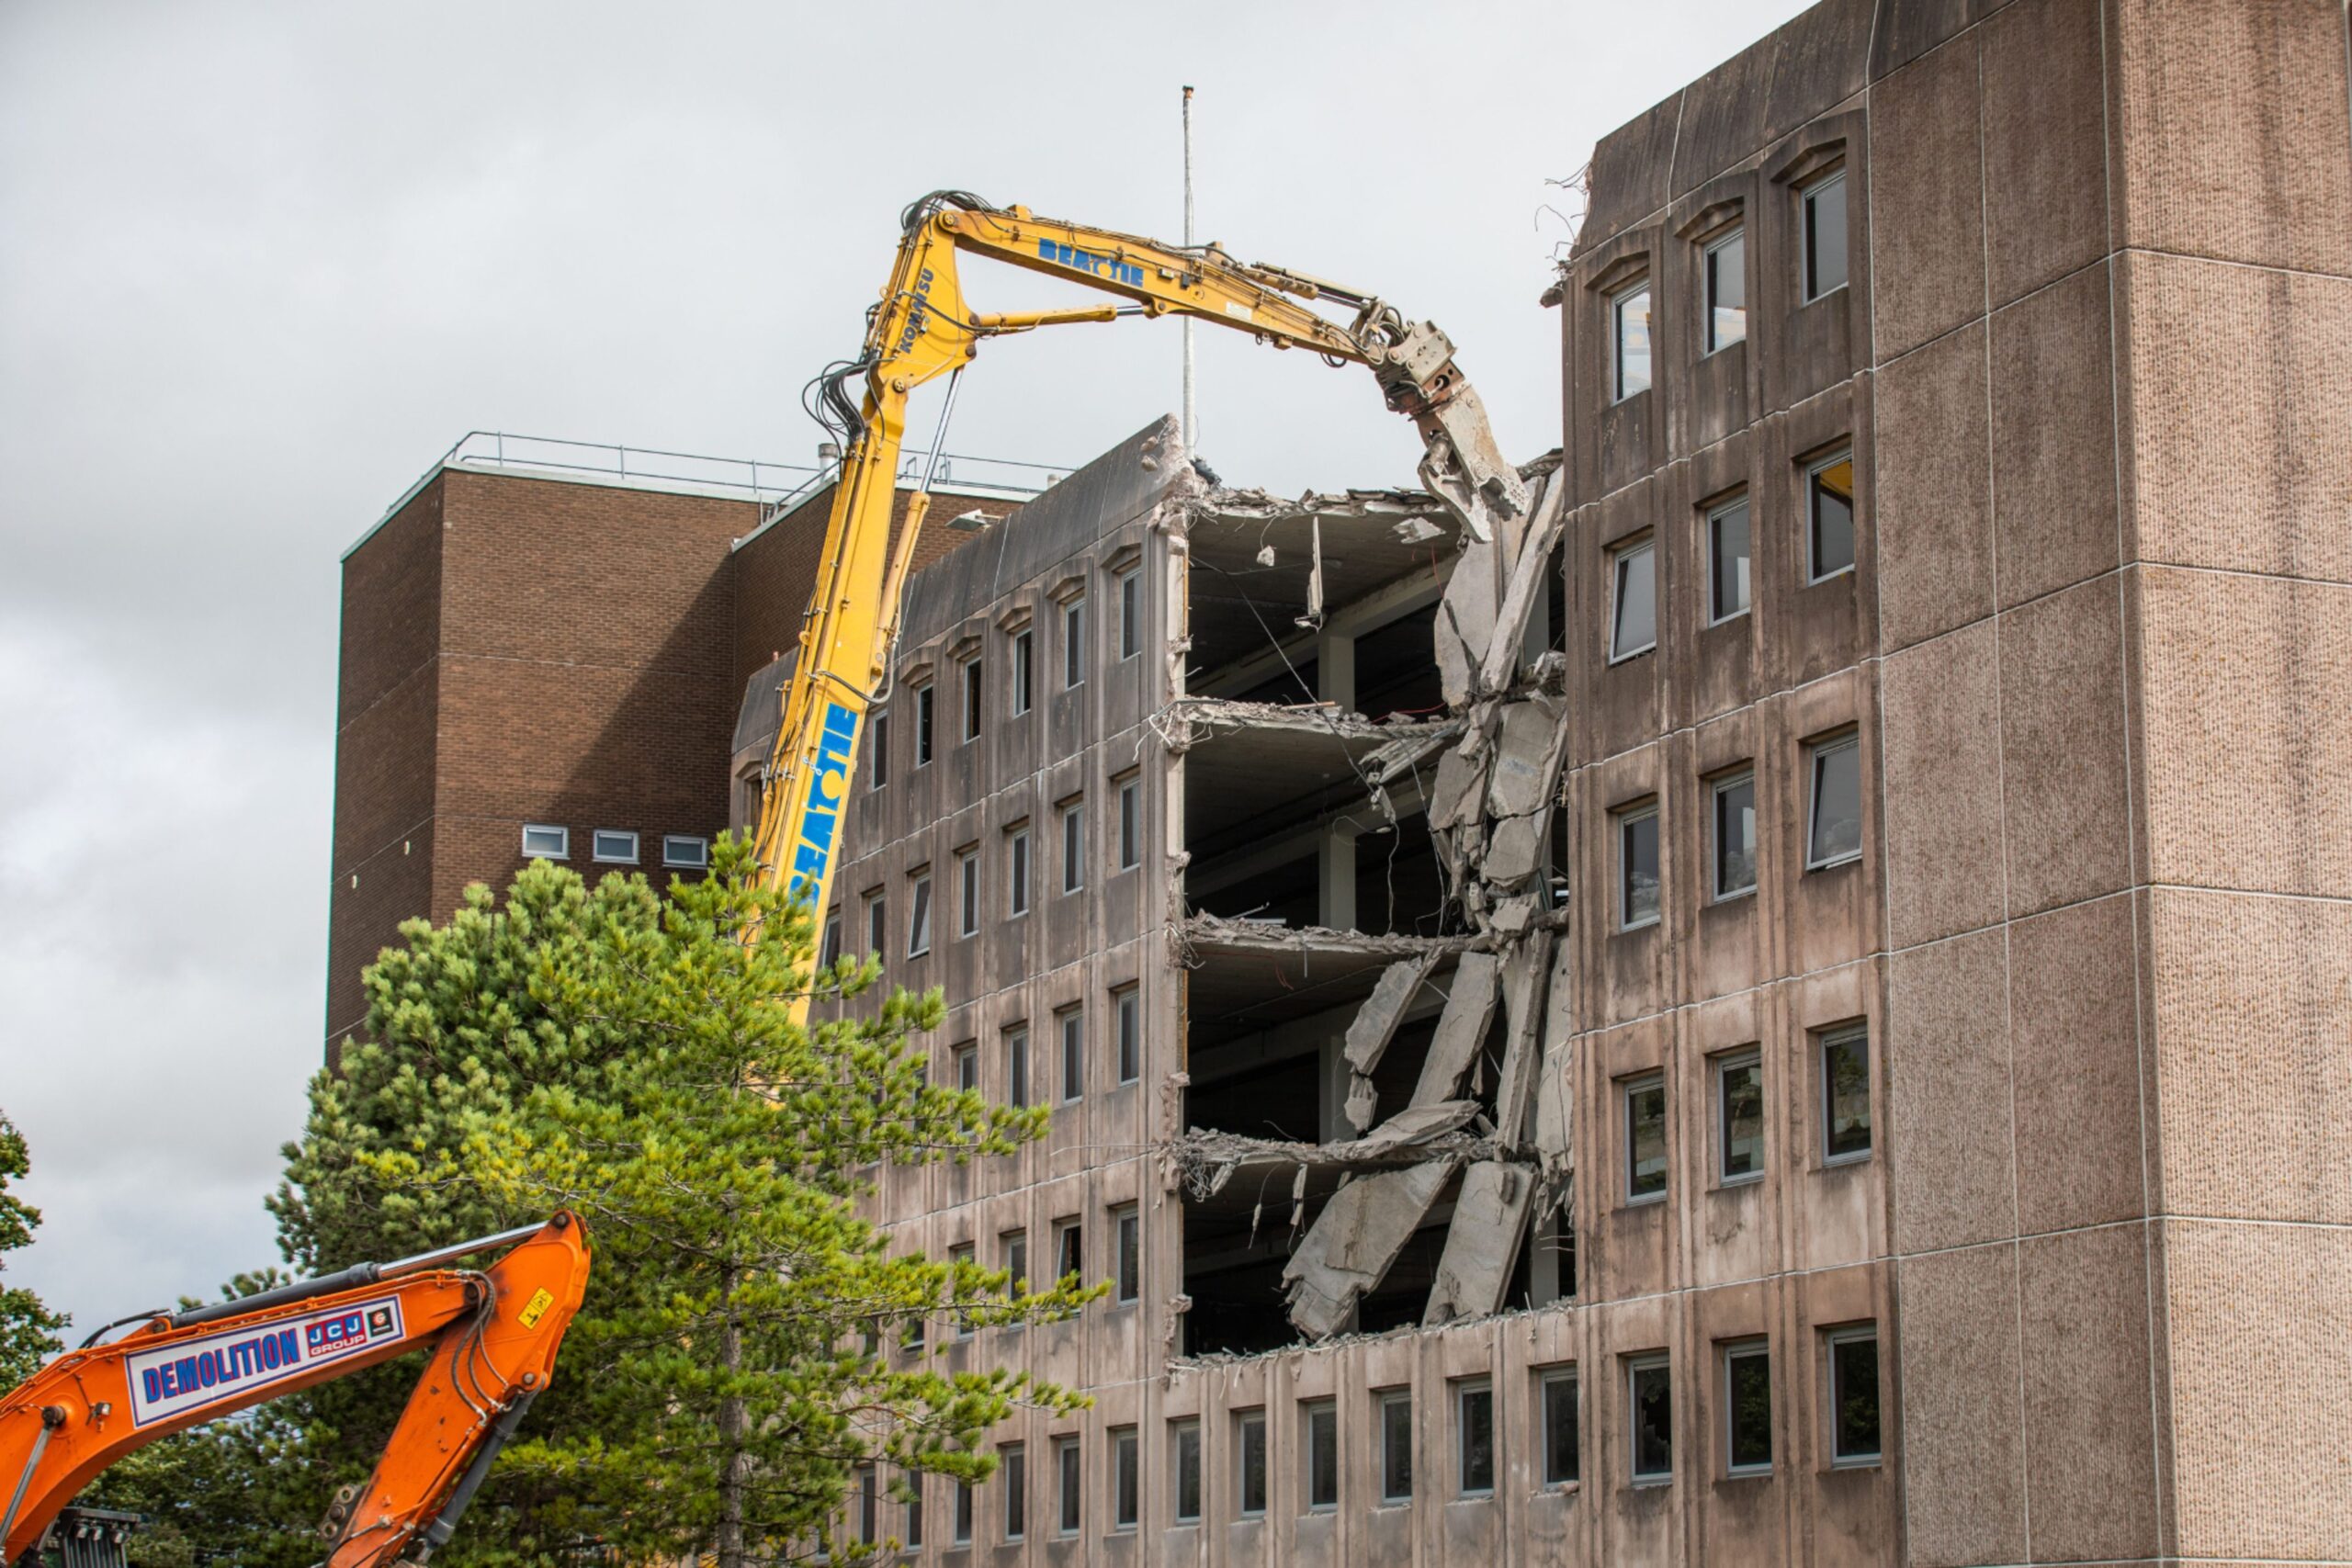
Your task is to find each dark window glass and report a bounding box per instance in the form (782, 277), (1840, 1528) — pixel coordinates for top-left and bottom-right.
(955, 1044), (978, 1093)
(1119, 570), (1142, 660)
(1118, 779), (1140, 870)
(1114, 1207), (1140, 1303)
(962, 658), (982, 741)
(1057, 1438), (1081, 1534)
(1007, 1026), (1030, 1108)
(1804, 172), (1849, 299)
(1823, 1027), (1871, 1160)
(915, 683), (935, 766)
(1010, 829), (1031, 915)
(1706, 230), (1747, 351)
(1055, 1221), (1082, 1283)
(1116, 988), (1140, 1083)
(906, 1474), (923, 1546)
(1062, 803), (1084, 892)
(1629, 1358), (1672, 1481)
(908, 874), (933, 956)
(856, 1465), (877, 1542)
(1064, 598), (1086, 688)
(959, 851), (979, 936)
(1709, 498), (1750, 620)
(1307, 1403), (1339, 1508)
(1457, 1384), (1494, 1494)
(1726, 1345), (1772, 1473)
(1619, 807), (1660, 930)
(1713, 773), (1757, 897)
(1719, 1055), (1764, 1180)
(1612, 283), (1652, 400)
(1012, 629), (1034, 714)
(820, 913), (842, 971)
(1174, 1421), (1202, 1522)
(1238, 1413), (1267, 1515)
(1626, 1075), (1668, 1201)
(1611, 539), (1656, 659)
(1809, 454), (1856, 579)
(1808, 734), (1861, 865)
(866, 895), (886, 956)
(1542, 1373), (1579, 1485)
(1059, 1009), (1083, 1100)
(1379, 1393), (1413, 1502)
(1002, 1446), (1025, 1540)
(869, 711), (888, 790)
(1831, 1332), (1881, 1462)
(954, 1479), (973, 1544)
(1003, 1231), (1026, 1294)
(1113, 1427), (1139, 1529)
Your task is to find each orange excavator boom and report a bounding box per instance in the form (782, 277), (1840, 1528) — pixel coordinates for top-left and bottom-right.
(1, 1212), (591, 1565)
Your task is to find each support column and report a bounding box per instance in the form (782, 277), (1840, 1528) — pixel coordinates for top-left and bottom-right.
(1317, 818), (1359, 931)
(1316, 626), (1356, 712)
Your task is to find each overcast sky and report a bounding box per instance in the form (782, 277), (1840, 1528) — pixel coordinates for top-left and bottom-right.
(0, 0), (1804, 1334)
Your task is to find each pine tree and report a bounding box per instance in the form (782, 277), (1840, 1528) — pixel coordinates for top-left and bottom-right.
(0, 1111), (68, 1388)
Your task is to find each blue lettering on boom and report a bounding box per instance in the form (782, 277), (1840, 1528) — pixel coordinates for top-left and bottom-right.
(1036, 238), (1144, 289)
(786, 703), (861, 903)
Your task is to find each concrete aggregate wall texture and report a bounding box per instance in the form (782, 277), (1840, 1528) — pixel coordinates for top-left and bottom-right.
(739, 1), (2352, 1563)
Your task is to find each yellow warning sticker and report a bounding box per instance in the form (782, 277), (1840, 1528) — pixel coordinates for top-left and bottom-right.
(518, 1288), (555, 1329)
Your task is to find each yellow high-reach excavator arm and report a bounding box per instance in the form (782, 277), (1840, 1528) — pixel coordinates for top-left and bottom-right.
(751, 191), (1525, 1010)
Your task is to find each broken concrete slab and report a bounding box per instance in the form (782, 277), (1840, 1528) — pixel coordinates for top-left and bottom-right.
(1532, 938), (1576, 1174)
(1484, 696), (1566, 819)
(1489, 932), (1552, 1150)
(1480, 814), (1545, 887)
(1429, 745), (1489, 833)
(1476, 469), (1571, 695)
(1433, 536), (1498, 708)
(1282, 1158), (1457, 1339)
(1409, 952), (1500, 1106)
(1170, 1100), (1487, 1201)
(1340, 952), (1440, 1076)
(1422, 1161), (1539, 1325)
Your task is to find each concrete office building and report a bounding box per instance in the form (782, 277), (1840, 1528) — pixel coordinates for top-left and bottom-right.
(329, 0), (2351, 1561)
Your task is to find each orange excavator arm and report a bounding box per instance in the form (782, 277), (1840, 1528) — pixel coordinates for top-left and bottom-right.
(1, 1213), (591, 1566)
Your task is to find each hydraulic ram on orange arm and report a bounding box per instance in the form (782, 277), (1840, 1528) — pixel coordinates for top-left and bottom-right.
(0, 1213), (590, 1565)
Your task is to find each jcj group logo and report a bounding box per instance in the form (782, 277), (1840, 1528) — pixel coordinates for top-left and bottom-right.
(123, 1294), (405, 1428)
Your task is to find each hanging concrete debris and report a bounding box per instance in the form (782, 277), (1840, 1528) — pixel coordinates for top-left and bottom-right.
(1281, 1159), (1457, 1340)
(1422, 1161), (1538, 1325)
(1171, 1100), (1487, 1201)
(1409, 953), (1499, 1106)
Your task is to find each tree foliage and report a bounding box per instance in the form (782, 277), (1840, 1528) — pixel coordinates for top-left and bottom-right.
(258, 839), (1088, 1566)
(0, 1111), (68, 1388)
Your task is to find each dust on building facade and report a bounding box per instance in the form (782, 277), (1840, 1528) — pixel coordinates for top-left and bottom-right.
(330, 0), (2352, 1562)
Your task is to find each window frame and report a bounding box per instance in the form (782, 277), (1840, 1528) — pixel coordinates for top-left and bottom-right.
(1802, 168), (1849, 302)
(1110, 1425), (1140, 1532)
(1057, 1005), (1084, 1102)
(1055, 1435), (1082, 1537)
(1820, 1022), (1873, 1166)
(913, 681), (936, 768)
(1236, 1409), (1268, 1517)
(1001, 1228), (1028, 1298)
(953, 1041), (979, 1095)
(864, 889), (887, 957)
(1304, 1398), (1340, 1510)
(1607, 535), (1657, 663)
(590, 829), (639, 864)
(1118, 567), (1143, 661)
(1061, 798), (1085, 894)
(1114, 985), (1140, 1084)
(1454, 1378), (1495, 1497)
(1616, 799), (1661, 932)
(1000, 1443), (1025, 1542)
(1112, 1203), (1140, 1304)
(1116, 774), (1141, 871)
(1702, 225), (1747, 355)
(1723, 1338), (1773, 1478)
(1705, 493), (1752, 625)
(1805, 449), (1857, 583)
(907, 869), (933, 957)
(820, 910), (842, 971)
(1539, 1367), (1580, 1488)
(1609, 277), (1653, 402)
(953, 1477), (975, 1546)
(1063, 595), (1087, 689)
(1171, 1417), (1203, 1524)
(1626, 1352), (1673, 1485)
(947, 1241), (977, 1339)
(868, 708), (889, 791)
(1715, 1048), (1765, 1187)
(1805, 730), (1863, 871)
(521, 823), (569, 861)
(1008, 825), (1032, 917)
(1051, 1216), (1082, 1286)
(1012, 626), (1035, 716)
(1377, 1388), (1414, 1505)
(854, 1463), (878, 1545)
(960, 656), (983, 743)
(1826, 1325), (1883, 1467)
(1711, 769), (1758, 901)
(1006, 1023), (1030, 1108)
(661, 833), (709, 869)
(905, 1472), (924, 1548)
(957, 846), (980, 937)
(1623, 1070), (1668, 1205)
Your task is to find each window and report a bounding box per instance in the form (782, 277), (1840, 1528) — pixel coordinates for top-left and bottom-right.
(1060, 799), (1085, 893)
(855, 1464), (877, 1545)
(869, 709), (889, 790)
(961, 657), (983, 742)
(820, 911), (842, 971)
(1704, 227), (1747, 352)
(904, 1310), (925, 1355)
(1012, 627), (1035, 715)
(1006, 1024), (1030, 1108)
(907, 871), (933, 956)
(1803, 169), (1849, 300)
(1611, 279), (1652, 400)
(949, 1242), (976, 1337)
(1118, 568), (1142, 660)
(1806, 731), (1861, 868)
(1052, 1217), (1082, 1284)
(1001, 1444), (1025, 1540)
(1455, 1380), (1495, 1495)
(1807, 450), (1856, 581)
(1827, 1327), (1881, 1465)
(954, 1041), (979, 1094)
(1117, 775), (1140, 870)
(1707, 495), (1750, 622)
(1056, 1436), (1082, 1535)
(1628, 1354), (1672, 1483)
(1114, 986), (1140, 1084)
(1009, 826), (1031, 916)
(1378, 1390), (1413, 1503)
(951, 1479), (972, 1544)
(957, 847), (980, 937)
(1172, 1418), (1202, 1523)
(1001, 1229), (1027, 1299)
(1609, 536), (1657, 661)
(1624, 1072), (1668, 1202)
(1058, 1006), (1084, 1101)
(906, 1473), (924, 1547)
(1110, 1427), (1139, 1531)
(1305, 1400), (1339, 1509)
(1540, 1369), (1580, 1486)
(1717, 1051), (1764, 1184)
(1617, 802), (1660, 931)
(864, 891), (886, 957)
(662, 834), (709, 869)
(1113, 1204), (1139, 1303)
(591, 829), (639, 864)
(1724, 1340), (1772, 1476)
(1063, 596), (1087, 689)
(1821, 1024), (1871, 1163)
(1712, 771), (1757, 899)
(1236, 1410), (1267, 1516)
(914, 682), (935, 766)
(521, 824), (569, 860)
